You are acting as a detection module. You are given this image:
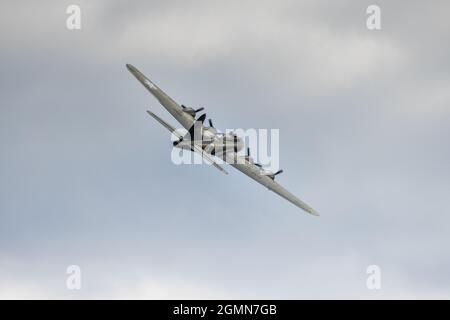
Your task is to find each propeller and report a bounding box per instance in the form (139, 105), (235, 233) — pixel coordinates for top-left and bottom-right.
(268, 169), (283, 180)
(273, 169), (283, 176)
(188, 113), (206, 140)
(181, 105), (204, 117)
(246, 147), (262, 167)
(208, 119), (214, 128)
(197, 113), (206, 123)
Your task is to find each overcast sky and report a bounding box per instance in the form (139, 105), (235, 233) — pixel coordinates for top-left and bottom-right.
(1, 0), (450, 299)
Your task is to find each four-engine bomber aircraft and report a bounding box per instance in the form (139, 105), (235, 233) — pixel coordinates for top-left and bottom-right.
(126, 64), (318, 216)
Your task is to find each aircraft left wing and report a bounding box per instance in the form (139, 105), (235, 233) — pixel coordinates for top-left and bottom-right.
(146, 111), (228, 175)
(226, 155), (319, 216)
(127, 64), (196, 131)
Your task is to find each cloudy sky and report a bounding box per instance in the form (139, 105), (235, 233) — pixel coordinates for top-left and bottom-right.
(1, 0), (449, 299)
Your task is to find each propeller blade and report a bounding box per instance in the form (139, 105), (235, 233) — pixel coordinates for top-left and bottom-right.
(188, 114), (206, 139)
(197, 113), (206, 123)
(195, 107), (204, 112)
(247, 147), (250, 157)
(274, 169), (283, 176)
(181, 104), (186, 109)
(209, 119), (214, 127)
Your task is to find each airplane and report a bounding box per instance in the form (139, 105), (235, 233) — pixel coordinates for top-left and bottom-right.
(126, 64), (319, 216)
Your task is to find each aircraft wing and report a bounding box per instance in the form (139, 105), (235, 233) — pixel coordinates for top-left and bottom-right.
(226, 155), (319, 216)
(127, 64), (196, 131)
(146, 111), (228, 175)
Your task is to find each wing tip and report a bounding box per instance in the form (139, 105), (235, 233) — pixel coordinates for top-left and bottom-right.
(303, 205), (319, 216)
(213, 163), (229, 175)
(126, 63), (136, 73)
(310, 210), (320, 217)
(298, 204), (319, 216)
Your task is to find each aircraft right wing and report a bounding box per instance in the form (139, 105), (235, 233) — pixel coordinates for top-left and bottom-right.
(127, 64), (197, 131)
(226, 155), (319, 216)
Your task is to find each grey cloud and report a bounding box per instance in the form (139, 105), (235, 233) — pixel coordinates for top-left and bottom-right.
(1, 0), (450, 299)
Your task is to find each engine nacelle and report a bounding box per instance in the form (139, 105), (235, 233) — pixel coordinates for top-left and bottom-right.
(261, 169), (283, 180)
(181, 105), (204, 117)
